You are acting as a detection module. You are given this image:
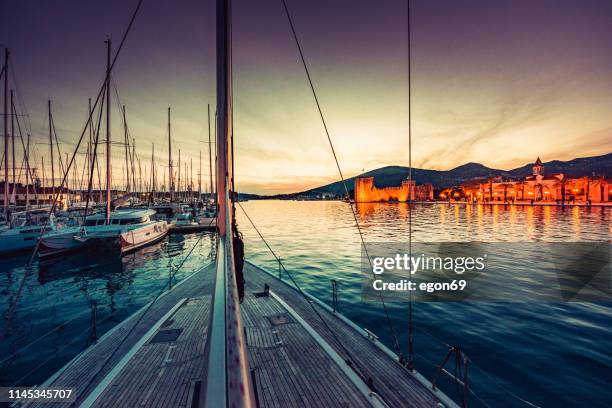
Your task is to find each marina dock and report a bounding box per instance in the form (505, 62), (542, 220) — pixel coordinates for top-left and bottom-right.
(18, 261), (456, 408)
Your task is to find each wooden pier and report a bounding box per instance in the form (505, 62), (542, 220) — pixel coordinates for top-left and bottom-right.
(18, 261), (456, 408)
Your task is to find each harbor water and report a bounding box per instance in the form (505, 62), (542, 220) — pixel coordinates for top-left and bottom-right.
(1, 200), (611, 407)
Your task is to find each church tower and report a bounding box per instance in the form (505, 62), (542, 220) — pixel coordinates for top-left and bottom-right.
(532, 157), (544, 176)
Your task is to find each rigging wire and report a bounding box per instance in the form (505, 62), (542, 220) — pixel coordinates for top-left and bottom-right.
(82, 85), (107, 221)
(279, 0), (404, 361)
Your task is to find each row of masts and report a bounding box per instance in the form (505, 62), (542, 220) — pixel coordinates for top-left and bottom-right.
(2, 45), (216, 213)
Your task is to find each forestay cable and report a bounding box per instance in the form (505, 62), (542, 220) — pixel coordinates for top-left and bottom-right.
(280, 0), (404, 359)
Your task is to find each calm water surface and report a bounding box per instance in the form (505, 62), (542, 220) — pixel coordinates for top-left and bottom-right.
(1, 200), (611, 407)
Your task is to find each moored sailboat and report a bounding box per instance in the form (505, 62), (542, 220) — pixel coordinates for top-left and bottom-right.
(0, 208), (58, 255)
(38, 208), (167, 258)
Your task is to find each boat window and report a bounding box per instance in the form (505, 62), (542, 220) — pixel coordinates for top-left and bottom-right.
(111, 219), (120, 224)
(84, 219), (97, 226)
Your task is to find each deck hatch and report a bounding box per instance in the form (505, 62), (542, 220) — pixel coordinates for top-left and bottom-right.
(266, 313), (294, 326)
(150, 328), (182, 343)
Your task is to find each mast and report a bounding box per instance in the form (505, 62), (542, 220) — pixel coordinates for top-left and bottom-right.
(178, 149), (181, 201)
(190, 157), (193, 200)
(207, 104), (213, 198)
(132, 137), (136, 197)
(168, 107), (173, 201)
(10, 89), (15, 205)
(3, 48), (8, 211)
(25, 133), (29, 206)
(41, 156), (45, 204)
(151, 142), (155, 200)
(198, 150), (201, 199)
(105, 39), (112, 224)
(203, 0), (255, 406)
(123, 105), (130, 193)
(88, 98), (93, 204)
(48, 100), (55, 200)
(70, 152), (76, 205)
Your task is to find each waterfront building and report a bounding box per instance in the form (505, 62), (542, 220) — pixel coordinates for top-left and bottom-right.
(440, 157), (611, 204)
(355, 176), (434, 202)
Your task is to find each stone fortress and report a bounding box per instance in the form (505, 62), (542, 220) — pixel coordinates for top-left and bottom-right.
(354, 177), (434, 202)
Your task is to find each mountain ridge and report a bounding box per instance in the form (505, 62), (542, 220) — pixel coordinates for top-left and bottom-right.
(293, 152), (612, 197)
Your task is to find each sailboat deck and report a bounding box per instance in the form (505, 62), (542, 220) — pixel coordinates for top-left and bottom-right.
(20, 261), (450, 408)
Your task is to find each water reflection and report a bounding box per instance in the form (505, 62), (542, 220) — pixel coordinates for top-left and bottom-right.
(0, 232), (216, 386)
(237, 200), (612, 408)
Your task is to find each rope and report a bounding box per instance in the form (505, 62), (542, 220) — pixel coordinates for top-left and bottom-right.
(280, 0), (404, 360)
(237, 202), (382, 395)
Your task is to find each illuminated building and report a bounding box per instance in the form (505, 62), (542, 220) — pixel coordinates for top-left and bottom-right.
(442, 157), (611, 204)
(354, 177), (434, 202)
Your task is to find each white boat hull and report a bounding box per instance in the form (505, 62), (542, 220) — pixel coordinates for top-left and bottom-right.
(119, 221), (168, 253)
(39, 221), (169, 258)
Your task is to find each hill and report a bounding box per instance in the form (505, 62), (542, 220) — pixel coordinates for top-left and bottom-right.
(295, 153), (612, 197)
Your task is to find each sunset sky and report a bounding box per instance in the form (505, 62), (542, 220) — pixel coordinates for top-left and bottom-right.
(2, 0), (612, 194)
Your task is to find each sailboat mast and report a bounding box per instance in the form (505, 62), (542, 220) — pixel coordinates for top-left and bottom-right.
(105, 39), (112, 224)
(132, 137), (136, 196)
(151, 142), (155, 200)
(41, 156), (45, 203)
(207, 104), (213, 198)
(87, 98), (92, 203)
(10, 90), (15, 204)
(25, 134), (29, 206)
(178, 149), (181, 201)
(168, 107), (173, 202)
(198, 150), (201, 198)
(123, 105), (130, 193)
(3, 48), (8, 211)
(48, 100), (55, 200)
(203, 1), (255, 406)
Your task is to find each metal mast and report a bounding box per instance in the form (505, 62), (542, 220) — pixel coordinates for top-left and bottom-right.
(207, 104), (213, 198)
(203, 0), (255, 406)
(105, 39), (112, 224)
(48, 100), (55, 200)
(168, 107), (173, 201)
(123, 105), (130, 192)
(3, 48), (8, 211)
(10, 90), (15, 204)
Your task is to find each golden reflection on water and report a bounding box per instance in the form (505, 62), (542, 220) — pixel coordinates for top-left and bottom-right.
(238, 201), (611, 249)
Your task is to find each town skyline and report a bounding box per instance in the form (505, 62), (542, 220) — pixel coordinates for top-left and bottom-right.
(2, 0), (612, 195)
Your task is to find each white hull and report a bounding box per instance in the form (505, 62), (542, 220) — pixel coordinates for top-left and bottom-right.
(39, 221), (168, 258)
(195, 216), (216, 228)
(119, 221), (168, 253)
(0, 226), (56, 256)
